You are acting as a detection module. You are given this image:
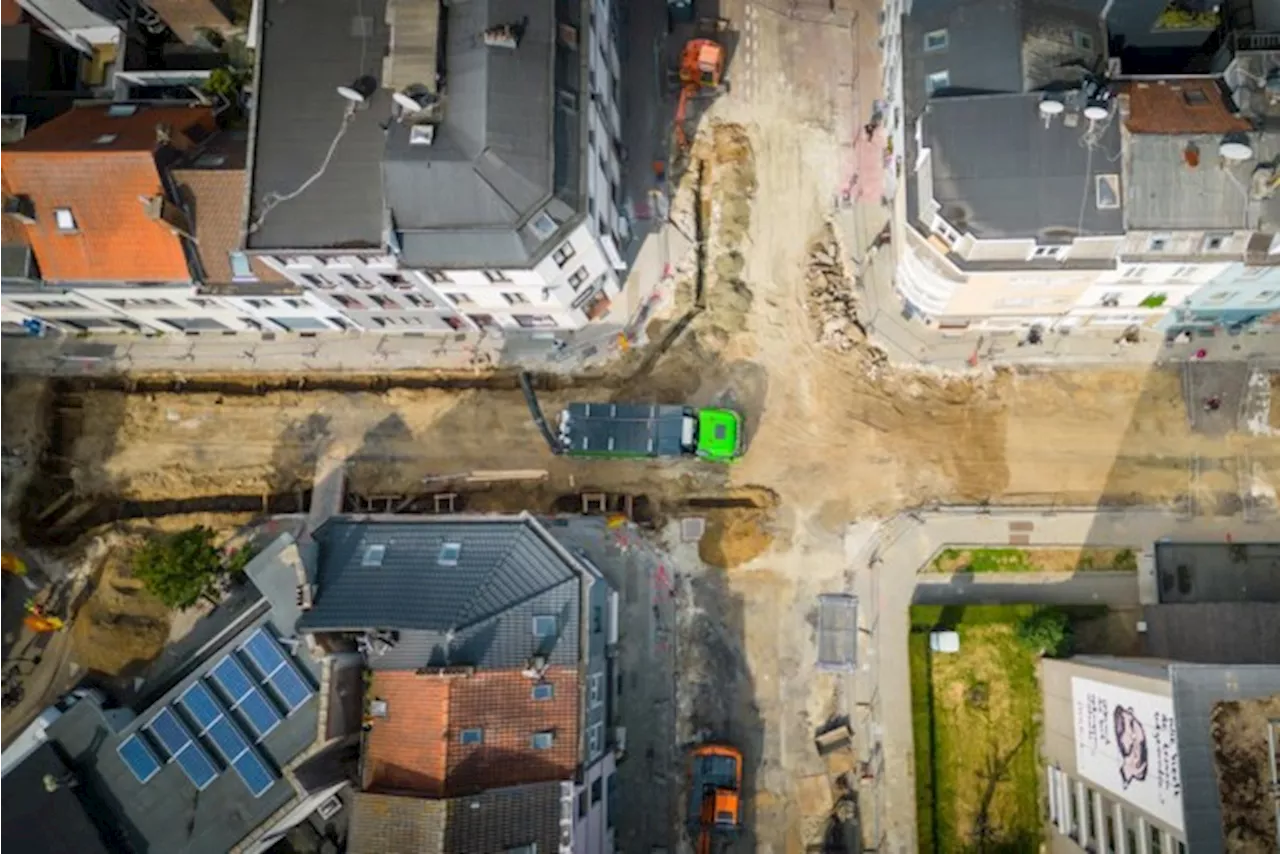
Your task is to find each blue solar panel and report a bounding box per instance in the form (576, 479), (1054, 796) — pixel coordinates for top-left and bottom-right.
(211, 657), (255, 703)
(233, 752), (275, 797)
(237, 689), (282, 737)
(207, 717), (249, 763)
(149, 708), (192, 756)
(268, 665), (313, 712)
(242, 630), (286, 677)
(178, 683), (222, 733)
(117, 735), (161, 784)
(174, 741), (218, 791)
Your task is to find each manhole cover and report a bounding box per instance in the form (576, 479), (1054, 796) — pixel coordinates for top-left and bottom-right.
(680, 517), (705, 542)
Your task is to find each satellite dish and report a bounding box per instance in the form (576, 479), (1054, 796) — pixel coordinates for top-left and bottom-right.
(336, 75), (377, 104)
(392, 91), (423, 113)
(1219, 140), (1254, 161)
(1083, 104), (1109, 121)
(1039, 99), (1065, 116)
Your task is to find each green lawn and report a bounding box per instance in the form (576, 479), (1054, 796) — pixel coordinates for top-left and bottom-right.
(909, 606), (1046, 854)
(929, 547), (1138, 574)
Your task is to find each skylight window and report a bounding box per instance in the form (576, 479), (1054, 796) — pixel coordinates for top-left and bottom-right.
(93, 133), (118, 145)
(437, 542), (461, 566)
(531, 731), (555, 750)
(54, 208), (77, 232)
(361, 544), (386, 567)
(532, 615), (558, 638)
(460, 728), (484, 745)
(1183, 89), (1209, 106)
(532, 683), (554, 700)
(926, 70), (950, 96)
(924, 29), (948, 52)
(1095, 174), (1120, 210)
(107, 104), (138, 117)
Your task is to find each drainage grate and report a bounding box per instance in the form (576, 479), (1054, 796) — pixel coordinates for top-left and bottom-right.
(681, 517), (706, 542)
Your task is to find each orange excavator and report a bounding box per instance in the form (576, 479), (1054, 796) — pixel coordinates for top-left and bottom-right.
(688, 743), (743, 854)
(673, 20), (729, 153)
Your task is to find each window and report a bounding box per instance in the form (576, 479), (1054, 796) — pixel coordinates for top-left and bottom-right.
(459, 728), (484, 745)
(381, 273), (407, 286)
(1182, 88), (1209, 106)
(1084, 789), (1097, 840)
(606, 773), (617, 828)
(587, 722), (604, 756)
(1105, 812), (1117, 854)
(568, 265), (590, 290)
(588, 672), (604, 708)
(532, 615), (558, 637)
(483, 270), (511, 283)
(425, 270), (452, 283)
(591, 777), (603, 804)
(1148, 235), (1170, 252)
(514, 314), (557, 328)
(531, 731), (555, 750)
(370, 294), (396, 309)
(1202, 233), (1229, 252)
(332, 293), (363, 309)
(592, 605), (602, 634)
(1249, 290), (1277, 304)
(1169, 266), (1195, 280)
(340, 273), (362, 286)
(926, 70), (950, 95)
(447, 292), (473, 305)
(228, 251), (257, 281)
(1120, 265), (1146, 281)
(502, 292), (530, 305)
(107, 104), (138, 117)
(1099, 292), (1122, 307)
(403, 293), (433, 308)
(1029, 245), (1067, 260)
(930, 215), (960, 246)
(1150, 824), (1164, 854)
(1205, 290), (1236, 304)
(1095, 174), (1120, 210)
(361, 544), (386, 567)
(438, 542), (461, 566)
(54, 208), (77, 232)
(302, 274), (324, 287)
(93, 133), (118, 145)
(532, 682), (554, 700)
(923, 28), (948, 51)
(553, 242), (576, 267)
(1073, 30), (1094, 51)
(577, 790), (588, 818)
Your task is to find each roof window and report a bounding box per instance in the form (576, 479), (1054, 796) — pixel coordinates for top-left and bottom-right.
(459, 728), (484, 745)
(532, 683), (554, 700)
(93, 133), (118, 145)
(532, 615), (558, 638)
(923, 29), (948, 52)
(53, 208), (77, 232)
(438, 542), (461, 566)
(107, 104), (138, 117)
(361, 544), (386, 567)
(531, 731), (554, 750)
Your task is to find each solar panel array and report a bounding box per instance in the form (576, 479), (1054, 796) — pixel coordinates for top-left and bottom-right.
(118, 627), (315, 799)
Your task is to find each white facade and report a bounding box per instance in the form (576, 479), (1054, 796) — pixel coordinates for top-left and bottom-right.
(574, 753), (616, 854)
(0, 286), (266, 334)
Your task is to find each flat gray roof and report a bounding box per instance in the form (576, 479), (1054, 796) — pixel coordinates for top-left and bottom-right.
(1125, 132), (1280, 231)
(923, 94), (1125, 239)
(247, 0), (391, 250)
(1153, 542), (1280, 604)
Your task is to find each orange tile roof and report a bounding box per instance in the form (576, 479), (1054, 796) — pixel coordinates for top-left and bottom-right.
(1, 0), (23, 25)
(2, 105), (218, 283)
(1122, 78), (1253, 135)
(364, 667), (580, 798)
(171, 167), (287, 285)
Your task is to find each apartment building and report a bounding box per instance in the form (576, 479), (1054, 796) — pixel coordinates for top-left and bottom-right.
(298, 515), (619, 854)
(892, 0), (1280, 332)
(246, 0), (627, 336)
(1041, 655), (1280, 854)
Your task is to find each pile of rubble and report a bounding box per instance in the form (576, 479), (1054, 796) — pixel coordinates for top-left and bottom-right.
(805, 234), (866, 353)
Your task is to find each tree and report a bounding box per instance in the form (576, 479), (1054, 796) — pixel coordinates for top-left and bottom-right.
(132, 527), (228, 610)
(1015, 609), (1072, 658)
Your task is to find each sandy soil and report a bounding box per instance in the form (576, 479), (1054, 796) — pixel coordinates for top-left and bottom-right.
(1212, 694), (1280, 854)
(70, 537), (171, 677)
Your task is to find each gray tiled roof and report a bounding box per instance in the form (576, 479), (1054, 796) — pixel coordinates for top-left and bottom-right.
(300, 515), (582, 635)
(1124, 132), (1280, 231)
(246, 0), (390, 250)
(348, 782), (565, 854)
(385, 0), (582, 268)
(923, 93), (1125, 239)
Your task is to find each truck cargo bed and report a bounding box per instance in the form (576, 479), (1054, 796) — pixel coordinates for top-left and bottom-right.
(558, 402), (696, 457)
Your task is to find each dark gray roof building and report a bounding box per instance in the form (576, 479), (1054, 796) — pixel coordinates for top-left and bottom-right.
(0, 537), (324, 854)
(348, 782), (568, 854)
(246, 0), (392, 249)
(299, 514), (591, 671)
(922, 93), (1124, 239)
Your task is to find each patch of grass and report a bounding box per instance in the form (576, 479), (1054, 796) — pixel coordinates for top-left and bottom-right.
(909, 608), (1046, 853)
(929, 547), (1139, 574)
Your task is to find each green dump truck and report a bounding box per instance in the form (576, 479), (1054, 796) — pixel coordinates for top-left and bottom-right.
(556, 402), (743, 462)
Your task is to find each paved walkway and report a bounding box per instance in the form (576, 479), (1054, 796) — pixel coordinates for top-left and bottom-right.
(847, 505), (1273, 854)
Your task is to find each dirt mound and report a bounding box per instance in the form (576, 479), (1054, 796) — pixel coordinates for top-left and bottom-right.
(698, 507), (775, 568)
(71, 542), (170, 676)
(1212, 694), (1280, 853)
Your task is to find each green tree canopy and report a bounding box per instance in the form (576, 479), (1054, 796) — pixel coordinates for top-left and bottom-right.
(1015, 608), (1072, 658)
(132, 526), (227, 610)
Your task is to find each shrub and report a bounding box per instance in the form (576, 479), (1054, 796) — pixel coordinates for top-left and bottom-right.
(1015, 609), (1072, 658)
(132, 527), (230, 610)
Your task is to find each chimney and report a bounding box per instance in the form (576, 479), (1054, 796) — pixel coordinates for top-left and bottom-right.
(140, 194), (195, 240)
(3, 194), (36, 225)
(155, 122), (172, 146)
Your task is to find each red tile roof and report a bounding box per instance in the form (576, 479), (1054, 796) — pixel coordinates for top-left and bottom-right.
(1122, 78), (1253, 135)
(1, 104), (217, 283)
(364, 667), (580, 798)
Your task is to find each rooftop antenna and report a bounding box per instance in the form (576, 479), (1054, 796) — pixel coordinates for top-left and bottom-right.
(1039, 97), (1065, 128)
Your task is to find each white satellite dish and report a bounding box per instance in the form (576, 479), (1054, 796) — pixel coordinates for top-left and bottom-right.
(1219, 140), (1254, 161)
(1083, 104), (1109, 121)
(1039, 99), (1065, 116)
(336, 75), (377, 104)
(392, 91), (423, 113)
(336, 85), (367, 103)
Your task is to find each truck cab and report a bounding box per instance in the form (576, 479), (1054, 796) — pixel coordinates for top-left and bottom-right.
(694, 408), (742, 462)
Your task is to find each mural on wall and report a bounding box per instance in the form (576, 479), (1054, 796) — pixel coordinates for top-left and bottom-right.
(1071, 676), (1184, 831)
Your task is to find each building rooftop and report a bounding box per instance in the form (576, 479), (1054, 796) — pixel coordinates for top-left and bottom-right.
(1121, 78), (1253, 135)
(1153, 542), (1280, 604)
(922, 93), (1125, 239)
(363, 667), (580, 797)
(347, 783), (568, 854)
(2, 103), (215, 283)
(1142, 603), (1280, 664)
(2, 742), (115, 854)
(385, 0), (583, 268)
(300, 514), (584, 641)
(246, 0), (391, 250)
(0, 538), (323, 854)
